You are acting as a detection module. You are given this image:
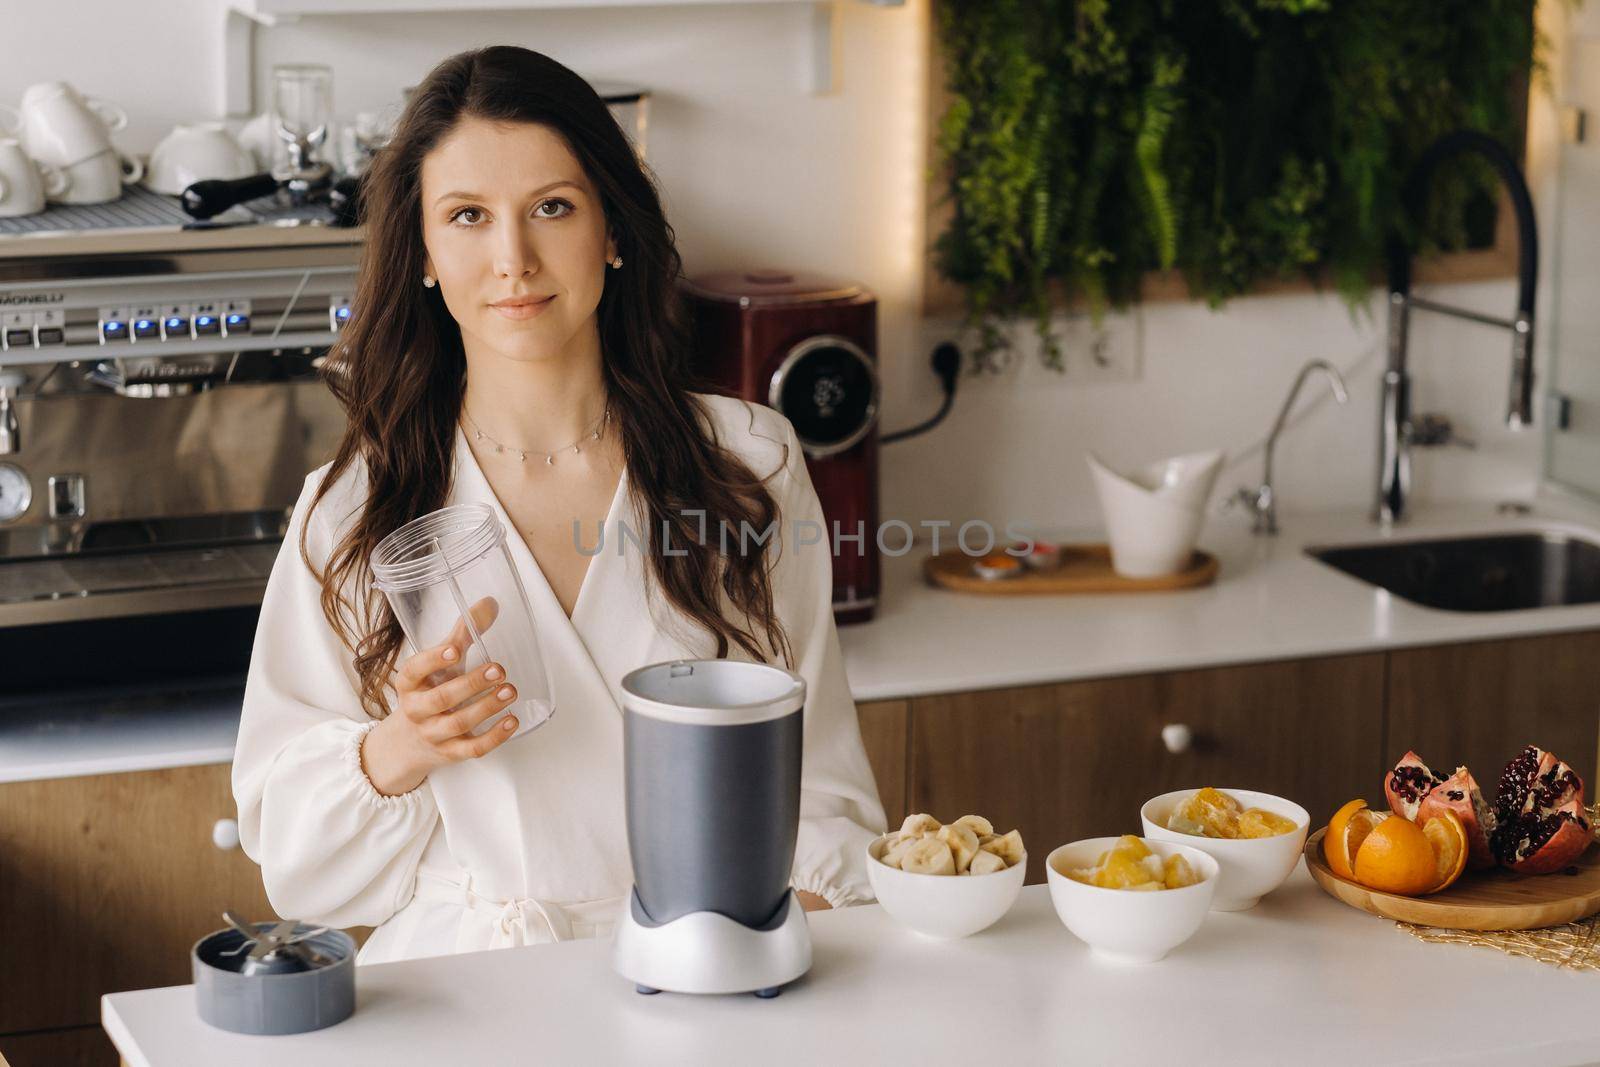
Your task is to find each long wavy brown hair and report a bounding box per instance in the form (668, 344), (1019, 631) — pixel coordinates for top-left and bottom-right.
(302, 46), (793, 718)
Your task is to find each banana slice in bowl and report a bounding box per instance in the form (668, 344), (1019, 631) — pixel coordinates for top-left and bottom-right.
(867, 813), (1027, 939)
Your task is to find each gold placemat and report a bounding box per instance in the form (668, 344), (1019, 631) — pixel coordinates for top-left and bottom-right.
(1396, 916), (1600, 971)
(1396, 804), (1600, 971)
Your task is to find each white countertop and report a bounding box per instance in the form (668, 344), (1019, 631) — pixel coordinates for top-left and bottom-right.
(102, 868), (1600, 1067)
(10, 493), (1600, 784)
(0, 682), (243, 784)
(841, 493), (1600, 701)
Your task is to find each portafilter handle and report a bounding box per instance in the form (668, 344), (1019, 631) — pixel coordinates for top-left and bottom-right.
(181, 173), (281, 220)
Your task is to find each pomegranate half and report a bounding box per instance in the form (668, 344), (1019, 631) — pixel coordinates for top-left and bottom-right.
(1490, 746), (1592, 875)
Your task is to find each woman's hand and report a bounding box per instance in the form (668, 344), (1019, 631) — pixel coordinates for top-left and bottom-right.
(361, 609), (520, 796)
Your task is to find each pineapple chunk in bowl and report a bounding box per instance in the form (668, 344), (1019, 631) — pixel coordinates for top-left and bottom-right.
(1140, 788), (1309, 911)
(1045, 836), (1219, 963)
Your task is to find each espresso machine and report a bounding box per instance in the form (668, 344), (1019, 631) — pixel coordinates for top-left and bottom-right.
(611, 659), (812, 998)
(0, 216), (360, 702)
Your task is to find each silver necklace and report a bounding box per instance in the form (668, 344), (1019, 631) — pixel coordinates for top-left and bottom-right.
(462, 402), (611, 465)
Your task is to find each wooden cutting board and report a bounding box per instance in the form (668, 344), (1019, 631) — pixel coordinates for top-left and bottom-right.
(1304, 826), (1600, 930)
(922, 545), (1219, 595)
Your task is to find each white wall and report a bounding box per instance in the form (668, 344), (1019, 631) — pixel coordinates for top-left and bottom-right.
(4, 0), (225, 154)
(2, 0), (1566, 541)
(909, 276), (1543, 538)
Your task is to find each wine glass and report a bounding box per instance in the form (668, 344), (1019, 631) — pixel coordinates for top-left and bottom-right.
(271, 64), (332, 174)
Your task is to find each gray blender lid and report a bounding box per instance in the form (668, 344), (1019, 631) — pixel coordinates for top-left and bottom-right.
(620, 659), (805, 726)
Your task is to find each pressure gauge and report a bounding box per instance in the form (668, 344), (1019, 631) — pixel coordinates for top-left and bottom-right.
(0, 463), (32, 523)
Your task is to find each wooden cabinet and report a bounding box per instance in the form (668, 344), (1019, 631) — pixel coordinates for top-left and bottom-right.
(1387, 631), (1600, 788)
(873, 631), (1600, 888)
(856, 699), (908, 828)
(0, 1025), (116, 1067)
(906, 654), (1387, 884)
(0, 763), (272, 1037)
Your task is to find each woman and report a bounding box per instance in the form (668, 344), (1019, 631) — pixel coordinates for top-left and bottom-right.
(232, 45), (887, 965)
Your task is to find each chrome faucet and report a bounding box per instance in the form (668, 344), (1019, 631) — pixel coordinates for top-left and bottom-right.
(1236, 359), (1349, 535)
(1378, 130), (1538, 525)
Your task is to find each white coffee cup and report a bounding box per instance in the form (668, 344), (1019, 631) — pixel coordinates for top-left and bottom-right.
(144, 122), (257, 196)
(55, 148), (143, 205)
(235, 110), (288, 173)
(2, 81), (128, 170)
(0, 138), (68, 217)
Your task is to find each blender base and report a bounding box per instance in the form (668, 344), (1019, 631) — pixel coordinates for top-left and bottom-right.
(612, 888), (811, 996)
(635, 985), (782, 999)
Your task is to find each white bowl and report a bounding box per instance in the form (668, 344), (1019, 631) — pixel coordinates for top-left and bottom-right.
(1045, 837), (1218, 963)
(865, 834), (1026, 939)
(144, 122), (257, 196)
(1086, 449), (1223, 578)
(1140, 789), (1310, 911)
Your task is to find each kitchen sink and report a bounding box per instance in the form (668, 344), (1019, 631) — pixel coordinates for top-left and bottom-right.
(1306, 531), (1600, 612)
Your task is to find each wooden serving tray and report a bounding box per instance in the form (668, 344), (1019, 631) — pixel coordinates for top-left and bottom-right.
(1304, 826), (1600, 930)
(922, 545), (1219, 595)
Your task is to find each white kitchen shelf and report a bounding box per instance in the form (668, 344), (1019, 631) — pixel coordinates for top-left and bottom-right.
(222, 0), (903, 114)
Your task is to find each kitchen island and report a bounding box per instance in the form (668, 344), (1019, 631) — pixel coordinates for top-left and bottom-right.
(102, 866), (1600, 1067)
(18, 495), (1600, 1065)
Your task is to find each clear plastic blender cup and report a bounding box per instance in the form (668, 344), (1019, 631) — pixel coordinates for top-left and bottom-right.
(371, 503), (554, 739)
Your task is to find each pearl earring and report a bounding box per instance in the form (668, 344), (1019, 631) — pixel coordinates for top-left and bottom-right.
(423, 274), (436, 288)
(610, 256), (623, 269)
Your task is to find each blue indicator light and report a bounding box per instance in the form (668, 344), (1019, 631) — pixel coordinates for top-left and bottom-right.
(136, 320), (151, 329)
(105, 322), (124, 331)
(197, 316), (213, 325)
(337, 306), (350, 318)
(227, 314), (242, 323)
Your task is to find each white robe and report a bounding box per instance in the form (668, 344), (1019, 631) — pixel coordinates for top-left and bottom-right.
(231, 393), (887, 965)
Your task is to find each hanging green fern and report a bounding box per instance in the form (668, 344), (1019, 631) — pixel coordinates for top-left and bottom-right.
(1134, 50), (1185, 272)
(931, 0), (1542, 372)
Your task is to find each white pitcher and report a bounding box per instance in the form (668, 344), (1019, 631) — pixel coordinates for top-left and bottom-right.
(1087, 448), (1224, 578)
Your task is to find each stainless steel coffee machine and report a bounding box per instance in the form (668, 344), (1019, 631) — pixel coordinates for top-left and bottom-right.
(0, 206), (359, 702)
